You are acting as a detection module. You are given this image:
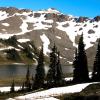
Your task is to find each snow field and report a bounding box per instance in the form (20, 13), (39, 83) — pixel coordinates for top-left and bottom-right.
(56, 20), (100, 49)
(40, 34), (50, 55)
(14, 82), (98, 100)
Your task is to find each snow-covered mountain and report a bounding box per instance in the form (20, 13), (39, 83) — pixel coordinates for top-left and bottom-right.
(0, 7), (100, 66)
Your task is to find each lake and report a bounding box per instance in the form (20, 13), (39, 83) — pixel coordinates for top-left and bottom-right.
(0, 64), (74, 79)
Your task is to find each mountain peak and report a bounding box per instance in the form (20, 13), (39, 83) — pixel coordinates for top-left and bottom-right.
(35, 8), (61, 14)
(47, 8), (60, 14)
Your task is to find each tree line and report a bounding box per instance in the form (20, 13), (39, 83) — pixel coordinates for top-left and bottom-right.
(10, 44), (65, 92)
(10, 34), (100, 92)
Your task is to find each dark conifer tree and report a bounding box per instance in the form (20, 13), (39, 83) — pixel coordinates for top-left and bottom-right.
(10, 80), (15, 92)
(92, 39), (100, 81)
(55, 51), (63, 86)
(25, 66), (31, 91)
(21, 82), (25, 91)
(73, 34), (89, 82)
(33, 45), (45, 89)
(73, 48), (79, 82)
(6, 49), (21, 61)
(31, 75), (34, 89)
(47, 44), (57, 87)
(47, 44), (63, 87)
(31, 75), (34, 84)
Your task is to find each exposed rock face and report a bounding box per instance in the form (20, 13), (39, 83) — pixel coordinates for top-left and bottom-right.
(88, 29), (95, 34)
(0, 7), (100, 67)
(0, 15), (22, 34)
(0, 7), (31, 16)
(34, 13), (41, 18)
(76, 17), (89, 23)
(94, 16), (100, 22)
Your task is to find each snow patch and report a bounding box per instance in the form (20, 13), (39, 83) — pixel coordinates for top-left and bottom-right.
(33, 58), (38, 65)
(89, 72), (92, 78)
(2, 23), (10, 26)
(40, 34), (50, 55)
(59, 56), (66, 60)
(34, 8), (61, 14)
(0, 86), (20, 92)
(65, 77), (73, 81)
(2, 29), (6, 31)
(65, 48), (69, 50)
(67, 61), (73, 64)
(20, 18), (29, 33)
(18, 44), (24, 49)
(17, 39), (30, 43)
(56, 36), (61, 39)
(0, 46), (20, 51)
(43, 19), (53, 23)
(0, 33), (14, 39)
(47, 8), (60, 14)
(0, 11), (9, 21)
(29, 44), (33, 49)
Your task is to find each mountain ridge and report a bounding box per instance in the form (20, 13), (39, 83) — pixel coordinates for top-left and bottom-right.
(0, 7), (100, 66)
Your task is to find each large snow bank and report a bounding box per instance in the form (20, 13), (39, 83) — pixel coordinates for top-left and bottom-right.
(13, 82), (98, 100)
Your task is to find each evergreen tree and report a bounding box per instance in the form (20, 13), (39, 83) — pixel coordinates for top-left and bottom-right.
(47, 44), (57, 87)
(23, 46), (33, 60)
(21, 82), (25, 91)
(47, 44), (63, 87)
(33, 45), (45, 89)
(73, 34), (89, 82)
(73, 49), (79, 82)
(6, 35), (17, 47)
(25, 66), (31, 91)
(6, 49), (21, 61)
(55, 52), (63, 86)
(10, 80), (15, 92)
(92, 39), (100, 81)
(31, 75), (34, 89)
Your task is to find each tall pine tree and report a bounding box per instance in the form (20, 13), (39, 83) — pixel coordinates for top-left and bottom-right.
(73, 48), (79, 82)
(73, 34), (89, 82)
(55, 51), (63, 86)
(47, 44), (63, 87)
(92, 39), (100, 81)
(33, 45), (45, 89)
(10, 80), (15, 93)
(25, 66), (31, 91)
(47, 44), (57, 87)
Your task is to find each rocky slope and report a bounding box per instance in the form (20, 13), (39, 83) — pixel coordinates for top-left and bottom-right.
(0, 7), (100, 66)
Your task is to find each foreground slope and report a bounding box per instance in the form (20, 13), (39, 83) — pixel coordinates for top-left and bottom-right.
(6, 82), (97, 100)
